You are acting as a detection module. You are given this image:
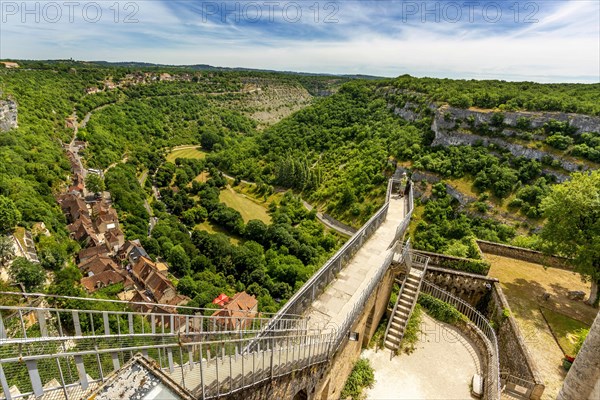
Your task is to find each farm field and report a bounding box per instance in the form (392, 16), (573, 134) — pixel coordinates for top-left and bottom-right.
(166, 146), (206, 163)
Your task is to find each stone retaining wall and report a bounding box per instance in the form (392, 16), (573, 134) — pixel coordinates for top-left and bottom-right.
(477, 240), (572, 270)
(416, 249), (490, 275)
(490, 283), (545, 399)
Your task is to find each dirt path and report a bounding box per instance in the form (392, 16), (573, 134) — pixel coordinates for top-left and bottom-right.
(364, 314), (481, 400)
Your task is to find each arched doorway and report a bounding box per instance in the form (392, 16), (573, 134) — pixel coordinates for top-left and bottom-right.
(293, 389), (308, 400)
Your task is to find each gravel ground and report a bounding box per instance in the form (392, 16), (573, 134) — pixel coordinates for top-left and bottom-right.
(363, 313), (481, 400)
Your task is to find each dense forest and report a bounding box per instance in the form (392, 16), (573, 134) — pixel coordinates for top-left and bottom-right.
(1, 61), (599, 312)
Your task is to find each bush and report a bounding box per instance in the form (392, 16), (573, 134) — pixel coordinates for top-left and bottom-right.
(437, 257), (490, 275)
(401, 304), (422, 354)
(340, 358), (376, 400)
(573, 328), (589, 355)
(418, 293), (467, 325)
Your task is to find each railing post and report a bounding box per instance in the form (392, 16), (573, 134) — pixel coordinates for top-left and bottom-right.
(199, 345), (206, 400)
(270, 337), (275, 380)
(26, 360), (43, 397)
(0, 364), (12, 400)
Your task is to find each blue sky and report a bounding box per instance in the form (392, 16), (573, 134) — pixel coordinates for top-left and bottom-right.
(1, 0), (599, 82)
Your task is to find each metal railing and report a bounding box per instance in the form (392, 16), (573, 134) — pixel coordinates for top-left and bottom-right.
(0, 178), (417, 399)
(500, 371), (535, 398)
(420, 280), (501, 400)
(0, 322), (334, 400)
(0, 300), (308, 400)
(264, 179), (404, 326)
(331, 244), (396, 355)
(384, 239), (429, 350)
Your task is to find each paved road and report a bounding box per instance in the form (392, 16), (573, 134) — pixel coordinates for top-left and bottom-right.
(301, 200), (355, 237)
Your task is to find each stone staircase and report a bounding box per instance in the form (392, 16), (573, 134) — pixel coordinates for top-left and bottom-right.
(384, 255), (427, 351)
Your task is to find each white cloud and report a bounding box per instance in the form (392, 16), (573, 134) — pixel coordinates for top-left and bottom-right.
(0, 0), (598, 82)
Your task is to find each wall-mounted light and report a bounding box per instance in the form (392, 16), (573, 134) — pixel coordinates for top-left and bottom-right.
(348, 332), (359, 341)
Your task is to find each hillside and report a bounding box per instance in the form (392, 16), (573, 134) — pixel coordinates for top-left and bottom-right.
(1, 63), (599, 310)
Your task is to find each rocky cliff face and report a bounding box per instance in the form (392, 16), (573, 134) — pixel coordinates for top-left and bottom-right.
(433, 105), (600, 135)
(392, 101), (599, 179)
(0, 99), (18, 131)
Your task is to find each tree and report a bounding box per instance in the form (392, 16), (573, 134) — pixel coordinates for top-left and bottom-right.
(0, 195), (21, 232)
(9, 257), (46, 291)
(168, 245), (191, 276)
(540, 170), (600, 306)
(85, 174), (105, 195)
(0, 235), (15, 267)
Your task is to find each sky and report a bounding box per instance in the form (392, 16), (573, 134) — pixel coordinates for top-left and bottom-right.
(0, 0), (599, 82)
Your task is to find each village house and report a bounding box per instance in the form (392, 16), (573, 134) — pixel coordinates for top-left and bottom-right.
(118, 240), (149, 265)
(80, 270), (134, 293)
(58, 194), (89, 222)
(211, 291), (258, 330)
(130, 256), (187, 306)
(85, 87), (101, 94)
(105, 228), (125, 253)
(78, 255), (120, 277)
(78, 243), (111, 263)
(67, 216), (101, 246)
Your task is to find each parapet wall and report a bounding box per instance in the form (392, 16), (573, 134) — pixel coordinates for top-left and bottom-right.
(416, 249), (490, 275)
(477, 240), (572, 270)
(420, 266), (545, 400)
(424, 266), (497, 305)
(490, 283), (545, 399)
(314, 267), (396, 399)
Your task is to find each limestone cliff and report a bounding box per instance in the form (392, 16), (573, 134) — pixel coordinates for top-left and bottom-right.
(392, 100), (600, 179)
(0, 98), (18, 131)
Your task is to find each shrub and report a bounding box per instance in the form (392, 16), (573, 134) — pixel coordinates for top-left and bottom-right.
(437, 257), (490, 275)
(573, 328), (589, 355)
(418, 293), (467, 325)
(340, 358), (376, 400)
(401, 304), (422, 354)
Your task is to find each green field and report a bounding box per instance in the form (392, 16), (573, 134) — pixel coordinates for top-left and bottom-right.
(540, 307), (590, 356)
(219, 187), (271, 224)
(166, 147), (206, 163)
(194, 221), (240, 244)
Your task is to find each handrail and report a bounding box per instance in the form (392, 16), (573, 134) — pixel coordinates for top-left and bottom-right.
(0, 291), (298, 319)
(384, 239), (429, 351)
(264, 179), (400, 328)
(420, 280), (501, 400)
(0, 177), (417, 400)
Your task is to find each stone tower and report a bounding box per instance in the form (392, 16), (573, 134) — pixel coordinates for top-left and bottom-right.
(557, 311), (600, 400)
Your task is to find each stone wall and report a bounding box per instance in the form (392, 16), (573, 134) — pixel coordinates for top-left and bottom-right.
(225, 363), (326, 400)
(490, 283), (545, 399)
(416, 249), (491, 275)
(314, 267), (396, 400)
(424, 266), (498, 305)
(0, 99), (18, 131)
(477, 240), (572, 270)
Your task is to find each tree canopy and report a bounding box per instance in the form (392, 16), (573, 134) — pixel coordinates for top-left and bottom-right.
(540, 170), (600, 306)
(0, 195), (21, 232)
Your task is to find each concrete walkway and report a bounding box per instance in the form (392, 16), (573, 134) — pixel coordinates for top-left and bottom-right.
(364, 314), (481, 400)
(305, 195), (406, 331)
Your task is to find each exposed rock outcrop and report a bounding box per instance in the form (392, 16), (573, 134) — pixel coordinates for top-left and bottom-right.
(0, 98), (18, 131)
(391, 100), (600, 179)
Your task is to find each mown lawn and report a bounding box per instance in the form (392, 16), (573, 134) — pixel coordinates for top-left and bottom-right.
(194, 221), (240, 245)
(219, 187), (271, 224)
(166, 147), (206, 163)
(539, 307), (589, 356)
(486, 253), (594, 398)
